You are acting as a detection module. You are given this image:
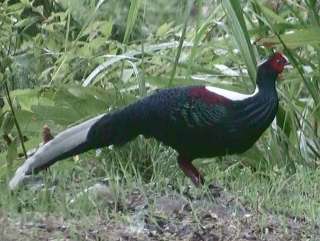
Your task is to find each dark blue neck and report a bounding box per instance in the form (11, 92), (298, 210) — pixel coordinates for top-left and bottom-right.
(256, 66), (277, 93)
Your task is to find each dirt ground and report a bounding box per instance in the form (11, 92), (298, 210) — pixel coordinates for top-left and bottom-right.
(1, 187), (319, 241)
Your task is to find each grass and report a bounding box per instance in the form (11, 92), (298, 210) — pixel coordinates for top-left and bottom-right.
(1, 140), (320, 240)
(0, 0), (319, 240)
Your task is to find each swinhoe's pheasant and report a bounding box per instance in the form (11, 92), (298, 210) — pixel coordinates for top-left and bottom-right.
(9, 52), (288, 189)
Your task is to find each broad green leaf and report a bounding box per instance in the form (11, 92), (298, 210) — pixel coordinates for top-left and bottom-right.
(253, 2), (286, 23)
(32, 105), (83, 126)
(10, 88), (55, 111)
(15, 110), (44, 135)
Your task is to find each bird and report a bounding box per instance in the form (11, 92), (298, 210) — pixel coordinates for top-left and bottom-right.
(9, 52), (288, 189)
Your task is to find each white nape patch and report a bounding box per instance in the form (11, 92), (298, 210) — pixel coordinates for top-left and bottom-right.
(258, 58), (268, 67)
(271, 118), (277, 130)
(205, 86), (259, 101)
(9, 114), (105, 190)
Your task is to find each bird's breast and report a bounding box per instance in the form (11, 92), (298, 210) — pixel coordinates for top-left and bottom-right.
(224, 95), (278, 153)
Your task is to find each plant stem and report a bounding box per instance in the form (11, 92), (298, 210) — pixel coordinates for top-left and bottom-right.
(4, 81), (27, 159)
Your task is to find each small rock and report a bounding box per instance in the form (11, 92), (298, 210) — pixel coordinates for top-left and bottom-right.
(69, 183), (114, 204)
(242, 230), (257, 240)
(126, 190), (147, 210)
(87, 183), (111, 198)
(154, 193), (188, 216)
(127, 210), (147, 235)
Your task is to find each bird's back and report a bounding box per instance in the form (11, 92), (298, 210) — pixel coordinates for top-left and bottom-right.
(126, 85), (278, 159)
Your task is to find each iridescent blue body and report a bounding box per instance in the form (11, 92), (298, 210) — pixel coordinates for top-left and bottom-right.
(9, 52), (288, 189)
(89, 73), (278, 160)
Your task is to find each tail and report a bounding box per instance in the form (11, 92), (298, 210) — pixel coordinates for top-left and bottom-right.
(9, 108), (139, 190)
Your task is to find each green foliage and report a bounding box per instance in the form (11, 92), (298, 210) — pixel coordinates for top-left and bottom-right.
(0, 1), (319, 225)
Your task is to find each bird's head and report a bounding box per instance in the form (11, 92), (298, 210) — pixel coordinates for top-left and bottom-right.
(268, 52), (289, 74)
(256, 52), (289, 88)
(260, 52), (289, 75)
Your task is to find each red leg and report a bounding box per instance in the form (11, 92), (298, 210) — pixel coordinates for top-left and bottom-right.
(178, 155), (204, 187)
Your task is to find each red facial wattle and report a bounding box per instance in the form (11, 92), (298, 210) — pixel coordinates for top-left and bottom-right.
(268, 52), (288, 74)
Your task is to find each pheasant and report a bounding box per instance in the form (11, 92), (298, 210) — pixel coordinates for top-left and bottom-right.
(9, 52), (288, 189)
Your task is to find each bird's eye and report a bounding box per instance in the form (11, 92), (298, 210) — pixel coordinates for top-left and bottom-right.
(276, 58), (286, 65)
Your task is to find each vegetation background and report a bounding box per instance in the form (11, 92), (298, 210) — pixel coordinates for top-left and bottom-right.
(0, 0), (319, 240)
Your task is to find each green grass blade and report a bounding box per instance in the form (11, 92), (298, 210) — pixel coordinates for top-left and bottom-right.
(168, 0), (194, 86)
(188, 4), (225, 75)
(123, 0), (142, 44)
(222, 0), (257, 83)
(256, 27), (320, 48)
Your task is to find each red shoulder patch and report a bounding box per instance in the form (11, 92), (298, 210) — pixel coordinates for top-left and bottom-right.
(188, 86), (230, 105)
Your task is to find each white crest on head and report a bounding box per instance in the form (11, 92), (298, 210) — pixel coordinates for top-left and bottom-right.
(282, 54), (289, 63)
(205, 86), (259, 101)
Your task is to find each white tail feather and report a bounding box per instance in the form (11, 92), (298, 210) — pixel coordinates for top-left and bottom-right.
(9, 114), (104, 190)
